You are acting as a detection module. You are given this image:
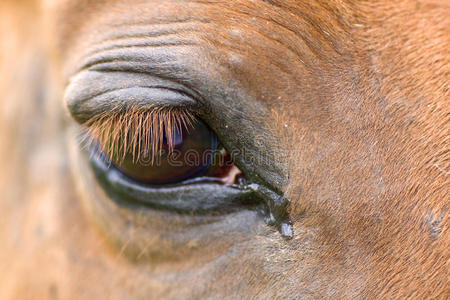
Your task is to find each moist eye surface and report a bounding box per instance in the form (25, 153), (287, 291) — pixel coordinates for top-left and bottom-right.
(112, 117), (218, 185)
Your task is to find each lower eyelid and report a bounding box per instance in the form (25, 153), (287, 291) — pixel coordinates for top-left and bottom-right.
(68, 127), (264, 262)
(91, 151), (256, 213)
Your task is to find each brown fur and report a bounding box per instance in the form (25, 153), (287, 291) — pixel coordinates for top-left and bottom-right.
(0, 0), (448, 299)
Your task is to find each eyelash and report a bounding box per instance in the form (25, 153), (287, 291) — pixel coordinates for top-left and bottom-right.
(80, 105), (196, 164)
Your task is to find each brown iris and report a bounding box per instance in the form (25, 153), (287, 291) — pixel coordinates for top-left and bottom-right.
(111, 119), (218, 184)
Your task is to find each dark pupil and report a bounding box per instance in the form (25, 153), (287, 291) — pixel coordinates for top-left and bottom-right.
(112, 120), (218, 185)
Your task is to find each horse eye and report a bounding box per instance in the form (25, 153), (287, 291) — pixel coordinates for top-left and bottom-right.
(80, 107), (291, 237)
(111, 119), (219, 185)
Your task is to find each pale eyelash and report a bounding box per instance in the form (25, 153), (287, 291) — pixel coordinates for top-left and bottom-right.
(80, 105), (196, 164)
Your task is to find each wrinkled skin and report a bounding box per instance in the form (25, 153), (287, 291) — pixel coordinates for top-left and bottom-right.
(0, 0), (448, 299)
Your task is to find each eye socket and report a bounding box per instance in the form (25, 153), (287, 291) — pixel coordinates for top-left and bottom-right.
(77, 104), (292, 237)
(112, 119), (218, 185)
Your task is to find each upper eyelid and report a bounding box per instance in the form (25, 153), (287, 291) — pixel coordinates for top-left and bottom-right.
(65, 70), (199, 124)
